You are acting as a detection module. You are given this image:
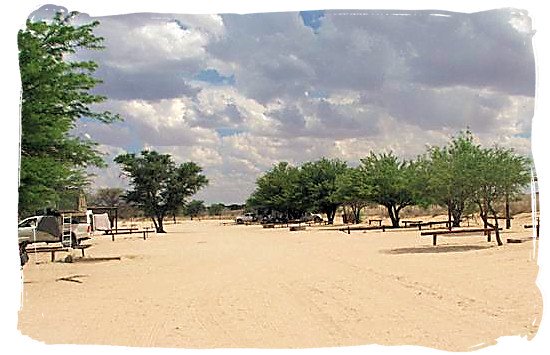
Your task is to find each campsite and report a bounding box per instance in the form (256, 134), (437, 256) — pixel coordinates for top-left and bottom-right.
(15, 5), (543, 353)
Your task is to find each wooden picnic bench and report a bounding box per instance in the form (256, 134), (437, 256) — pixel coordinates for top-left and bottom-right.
(402, 220), (423, 227)
(26, 244), (92, 262)
(420, 228), (495, 246)
(105, 227), (152, 241)
(368, 219), (383, 226)
(416, 221), (452, 230)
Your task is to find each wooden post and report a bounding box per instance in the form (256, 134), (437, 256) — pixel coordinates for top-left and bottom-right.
(51, 251), (55, 262)
(111, 233), (115, 242)
(487, 230), (491, 242)
(347, 225), (350, 234)
(432, 235), (437, 246)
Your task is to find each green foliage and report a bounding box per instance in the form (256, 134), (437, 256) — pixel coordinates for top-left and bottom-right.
(185, 200), (206, 219)
(334, 167), (370, 223)
(18, 11), (120, 217)
(359, 152), (423, 227)
(114, 150), (208, 232)
(425, 130), (480, 226)
(208, 203), (225, 216)
(246, 131), (531, 233)
(471, 146), (531, 245)
(299, 158), (348, 224)
(247, 162), (305, 219)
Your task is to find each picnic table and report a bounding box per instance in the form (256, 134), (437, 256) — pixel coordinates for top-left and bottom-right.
(368, 219), (383, 226)
(105, 227), (152, 241)
(420, 228), (495, 246)
(26, 244), (92, 262)
(416, 220), (452, 230)
(401, 220), (423, 228)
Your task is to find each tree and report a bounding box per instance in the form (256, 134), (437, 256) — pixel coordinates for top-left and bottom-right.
(298, 158), (348, 224)
(359, 152), (423, 227)
(18, 11), (120, 217)
(334, 167), (370, 224)
(208, 203), (225, 216)
(185, 200), (206, 219)
(472, 147), (530, 246)
(247, 162), (305, 220)
(114, 150), (208, 233)
(426, 131), (479, 227)
(88, 187), (125, 207)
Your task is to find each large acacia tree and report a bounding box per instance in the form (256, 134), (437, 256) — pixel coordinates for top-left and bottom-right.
(334, 167), (370, 224)
(298, 158), (348, 224)
(359, 152), (425, 227)
(426, 131), (479, 227)
(472, 147), (530, 245)
(18, 12), (120, 216)
(246, 162), (305, 220)
(114, 151), (208, 233)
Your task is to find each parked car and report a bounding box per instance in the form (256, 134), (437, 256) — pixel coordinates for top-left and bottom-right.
(18, 213), (91, 266)
(235, 213), (257, 224)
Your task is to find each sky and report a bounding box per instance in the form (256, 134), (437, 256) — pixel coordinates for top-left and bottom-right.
(29, 5), (536, 204)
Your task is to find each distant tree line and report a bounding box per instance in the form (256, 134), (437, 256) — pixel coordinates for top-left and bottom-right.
(246, 131), (531, 246)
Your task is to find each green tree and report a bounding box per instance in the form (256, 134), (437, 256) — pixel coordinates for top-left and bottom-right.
(185, 200), (206, 219)
(88, 187), (125, 207)
(359, 152), (423, 227)
(114, 150), (208, 233)
(472, 147), (530, 245)
(247, 162), (305, 220)
(298, 158), (348, 224)
(18, 12), (120, 217)
(208, 203), (225, 216)
(426, 131), (479, 227)
(334, 167), (370, 224)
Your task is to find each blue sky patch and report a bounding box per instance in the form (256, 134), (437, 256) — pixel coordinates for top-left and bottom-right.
(195, 69), (236, 86)
(299, 10), (325, 32)
(216, 127), (243, 137)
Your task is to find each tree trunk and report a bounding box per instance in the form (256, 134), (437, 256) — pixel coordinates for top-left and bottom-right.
(151, 217), (159, 231)
(386, 205), (399, 227)
(326, 207), (336, 225)
(156, 216), (166, 233)
(447, 204), (452, 231)
(451, 201), (463, 228)
(505, 193), (511, 229)
(488, 205), (502, 246)
(352, 204), (361, 224)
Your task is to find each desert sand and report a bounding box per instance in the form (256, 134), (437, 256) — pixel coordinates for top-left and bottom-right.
(18, 213), (541, 351)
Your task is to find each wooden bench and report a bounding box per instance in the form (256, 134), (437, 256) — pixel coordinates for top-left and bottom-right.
(26, 244), (92, 262)
(339, 225), (397, 234)
(420, 228), (495, 246)
(105, 227), (151, 241)
(402, 220), (423, 228)
(368, 219), (383, 226)
(416, 221), (452, 230)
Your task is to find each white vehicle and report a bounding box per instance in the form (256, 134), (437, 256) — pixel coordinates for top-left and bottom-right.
(235, 213), (257, 224)
(18, 213), (92, 266)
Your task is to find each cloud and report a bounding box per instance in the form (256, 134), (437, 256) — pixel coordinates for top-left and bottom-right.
(27, 6), (536, 203)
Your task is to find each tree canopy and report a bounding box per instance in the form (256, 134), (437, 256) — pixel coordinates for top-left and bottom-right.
(18, 11), (120, 216)
(114, 150), (208, 232)
(359, 152), (425, 227)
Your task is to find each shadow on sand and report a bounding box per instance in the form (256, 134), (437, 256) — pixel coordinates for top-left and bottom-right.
(382, 245), (493, 255)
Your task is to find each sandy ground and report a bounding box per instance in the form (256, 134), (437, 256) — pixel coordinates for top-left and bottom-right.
(18, 213), (542, 351)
